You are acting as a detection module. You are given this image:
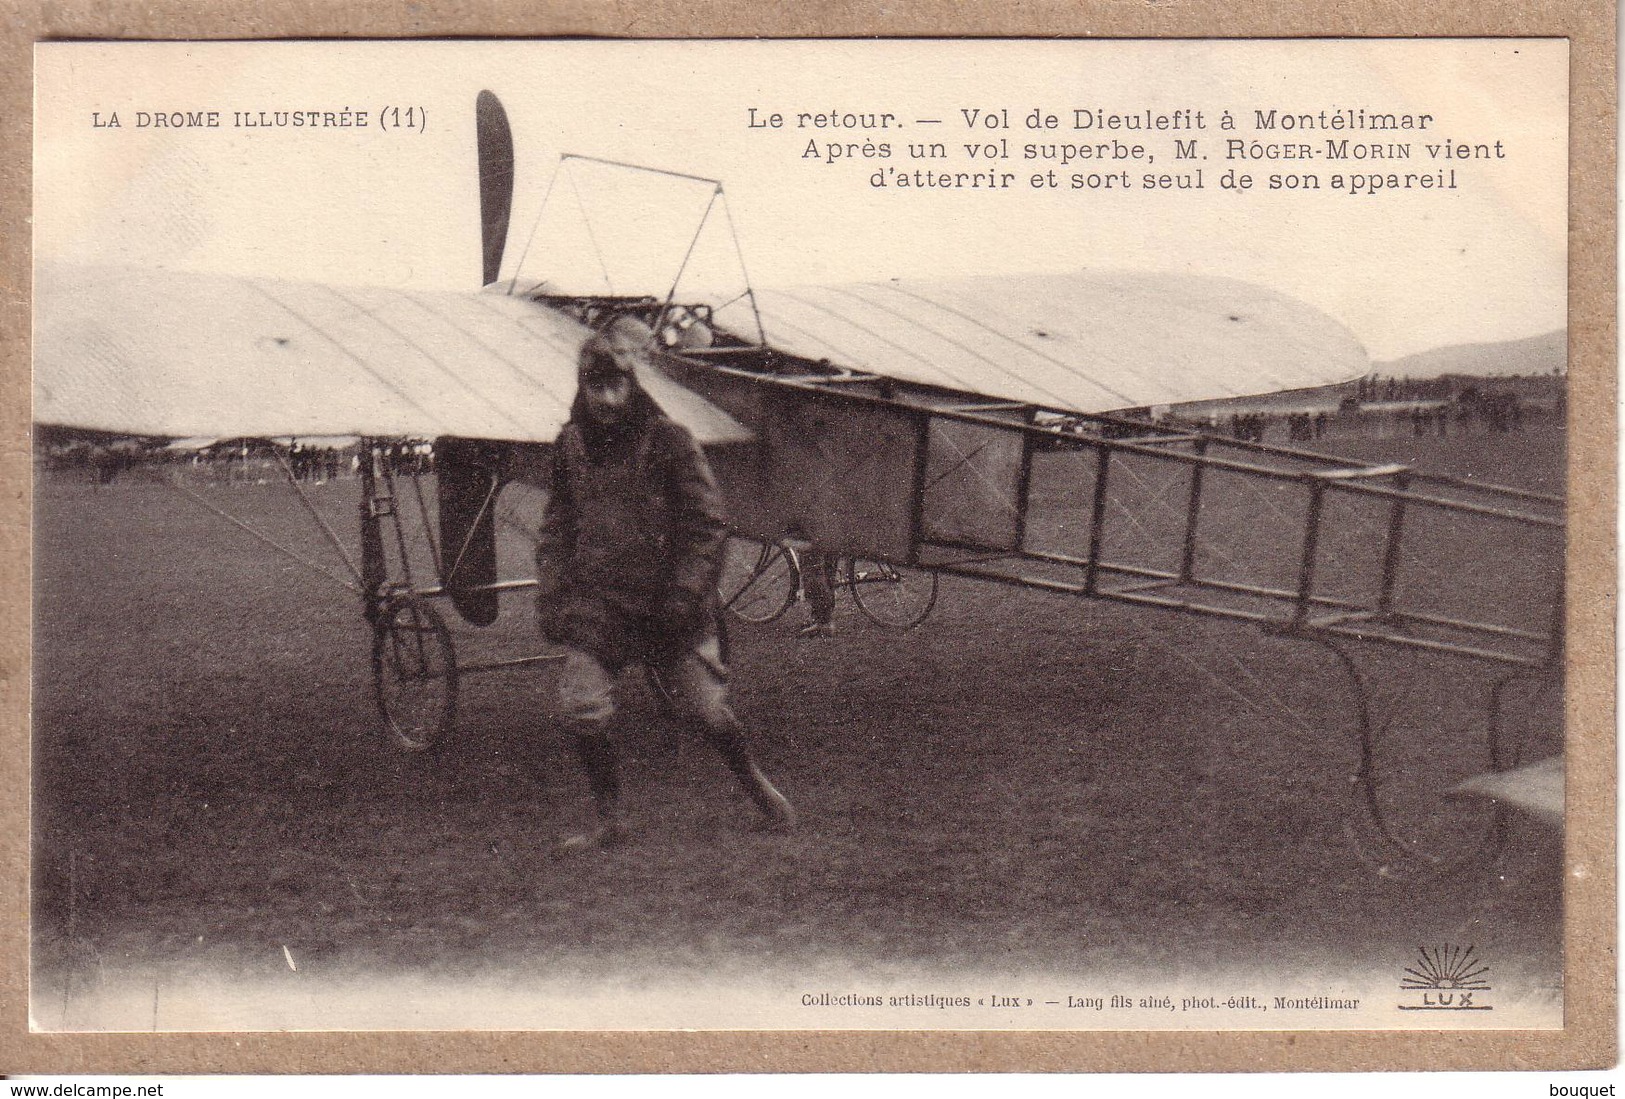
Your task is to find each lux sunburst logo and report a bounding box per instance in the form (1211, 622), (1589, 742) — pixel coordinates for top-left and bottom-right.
(1398, 944), (1493, 1010)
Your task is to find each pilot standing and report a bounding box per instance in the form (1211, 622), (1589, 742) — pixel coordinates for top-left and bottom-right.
(534, 318), (796, 851)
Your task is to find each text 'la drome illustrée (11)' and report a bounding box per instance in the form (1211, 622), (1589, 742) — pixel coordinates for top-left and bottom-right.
(89, 107), (428, 131)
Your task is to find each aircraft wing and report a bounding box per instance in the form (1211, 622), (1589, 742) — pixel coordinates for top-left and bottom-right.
(33, 263), (753, 445)
(752, 270), (1369, 412)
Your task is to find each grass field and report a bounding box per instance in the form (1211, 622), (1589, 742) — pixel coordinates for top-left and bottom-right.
(31, 423), (1566, 1030)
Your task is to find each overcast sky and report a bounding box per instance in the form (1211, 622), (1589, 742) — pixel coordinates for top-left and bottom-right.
(35, 40), (1566, 362)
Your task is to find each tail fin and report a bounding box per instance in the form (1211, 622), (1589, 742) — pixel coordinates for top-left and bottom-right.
(476, 90), (515, 287)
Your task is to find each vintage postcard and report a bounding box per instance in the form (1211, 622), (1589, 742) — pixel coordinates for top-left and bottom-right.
(15, 34), (1609, 1068)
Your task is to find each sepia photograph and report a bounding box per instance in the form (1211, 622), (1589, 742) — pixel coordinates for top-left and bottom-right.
(25, 38), (1583, 1043)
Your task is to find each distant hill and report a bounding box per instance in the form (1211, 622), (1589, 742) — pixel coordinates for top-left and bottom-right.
(1376, 330), (1566, 379)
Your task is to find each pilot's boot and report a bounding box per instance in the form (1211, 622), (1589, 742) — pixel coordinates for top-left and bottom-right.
(560, 728), (629, 853)
(703, 718), (797, 832)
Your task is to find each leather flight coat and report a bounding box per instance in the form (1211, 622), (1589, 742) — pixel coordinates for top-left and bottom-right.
(535, 412), (728, 669)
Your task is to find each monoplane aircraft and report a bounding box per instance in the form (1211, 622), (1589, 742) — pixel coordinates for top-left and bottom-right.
(33, 91), (1565, 880)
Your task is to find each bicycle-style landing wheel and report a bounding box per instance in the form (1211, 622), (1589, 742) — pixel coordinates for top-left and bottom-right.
(850, 559), (938, 628)
(372, 595), (458, 752)
(718, 536), (798, 625)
